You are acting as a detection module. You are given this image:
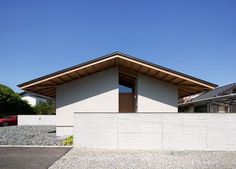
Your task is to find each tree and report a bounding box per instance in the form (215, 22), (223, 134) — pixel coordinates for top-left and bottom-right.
(33, 101), (55, 115)
(0, 84), (34, 116)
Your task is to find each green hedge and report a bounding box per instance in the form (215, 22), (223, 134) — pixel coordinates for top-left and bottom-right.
(0, 84), (34, 116)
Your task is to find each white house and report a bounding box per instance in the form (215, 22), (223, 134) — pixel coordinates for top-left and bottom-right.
(19, 92), (52, 107)
(18, 52), (217, 137)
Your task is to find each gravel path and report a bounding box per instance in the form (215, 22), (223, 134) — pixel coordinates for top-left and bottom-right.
(49, 148), (236, 169)
(0, 125), (64, 146)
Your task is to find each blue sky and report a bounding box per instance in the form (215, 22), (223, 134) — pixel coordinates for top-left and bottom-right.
(0, 0), (235, 92)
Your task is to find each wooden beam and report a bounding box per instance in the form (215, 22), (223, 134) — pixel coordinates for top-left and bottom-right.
(34, 87), (55, 93)
(108, 59), (116, 69)
(20, 55), (118, 89)
(39, 88), (55, 96)
(119, 66), (138, 78)
(177, 84), (200, 87)
(129, 62), (135, 70)
(174, 79), (186, 85)
(119, 75), (136, 82)
(166, 76), (178, 83)
(117, 55), (216, 89)
(20, 54), (216, 90)
(179, 87), (200, 96)
(57, 77), (66, 83)
(160, 74), (169, 80)
(27, 85), (55, 90)
(145, 68), (152, 75)
(115, 58), (119, 66)
(154, 71), (161, 77)
(178, 89), (191, 96)
(136, 65), (142, 72)
(73, 71), (81, 78)
(45, 80), (57, 85)
(66, 74), (74, 80)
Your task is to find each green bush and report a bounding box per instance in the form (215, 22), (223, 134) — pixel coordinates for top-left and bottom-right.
(33, 101), (55, 115)
(0, 84), (34, 116)
(63, 135), (73, 146)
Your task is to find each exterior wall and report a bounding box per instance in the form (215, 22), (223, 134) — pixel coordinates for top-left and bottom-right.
(74, 113), (236, 151)
(137, 74), (178, 112)
(21, 95), (48, 107)
(35, 96), (48, 105)
(21, 96), (37, 107)
(18, 115), (56, 125)
(56, 68), (119, 136)
(218, 105), (226, 113)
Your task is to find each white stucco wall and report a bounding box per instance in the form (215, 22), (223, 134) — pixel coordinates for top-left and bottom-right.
(18, 115), (56, 125)
(137, 74), (178, 112)
(56, 68), (119, 136)
(74, 113), (236, 151)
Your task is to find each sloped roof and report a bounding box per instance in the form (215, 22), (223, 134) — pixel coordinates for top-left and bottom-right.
(192, 83), (236, 102)
(18, 52), (217, 98)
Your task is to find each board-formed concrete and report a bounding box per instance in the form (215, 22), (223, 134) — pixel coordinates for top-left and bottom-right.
(74, 113), (236, 151)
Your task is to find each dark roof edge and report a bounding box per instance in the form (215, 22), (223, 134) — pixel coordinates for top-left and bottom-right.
(18, 51), (218, 88)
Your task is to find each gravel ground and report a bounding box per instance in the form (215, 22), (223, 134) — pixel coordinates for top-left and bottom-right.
(49, 148), (236, 169)
(0, 125), (64, 146)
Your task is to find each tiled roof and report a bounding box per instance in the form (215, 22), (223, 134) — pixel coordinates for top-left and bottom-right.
(193, 83), (236, 102)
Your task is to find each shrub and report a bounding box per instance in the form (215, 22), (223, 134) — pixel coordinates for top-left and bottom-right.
(63, 135), (73, 146)
(33, 101), (55, 115)
(0, 84), (34, 116)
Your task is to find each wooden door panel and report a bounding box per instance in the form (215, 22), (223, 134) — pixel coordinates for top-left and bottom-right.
(119, 93), (134, 112)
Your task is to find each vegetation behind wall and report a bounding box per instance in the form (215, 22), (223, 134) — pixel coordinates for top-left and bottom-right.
(0, 84), (34, 117)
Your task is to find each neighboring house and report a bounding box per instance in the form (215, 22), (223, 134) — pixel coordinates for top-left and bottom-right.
(18, 52), (216, 136)
(178, 83), (236, 113)
(19, 92), (52, 107)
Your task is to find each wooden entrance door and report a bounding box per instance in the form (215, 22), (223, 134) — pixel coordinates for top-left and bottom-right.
(119, 93), (135, 112)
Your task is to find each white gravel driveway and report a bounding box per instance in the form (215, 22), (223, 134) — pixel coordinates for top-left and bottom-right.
(0, 125), (64, 145)
(49, 148), (236, 169)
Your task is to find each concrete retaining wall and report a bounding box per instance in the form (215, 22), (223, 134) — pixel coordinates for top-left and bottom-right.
(74, 113), (236, 151)
(18, 115), (56, 125)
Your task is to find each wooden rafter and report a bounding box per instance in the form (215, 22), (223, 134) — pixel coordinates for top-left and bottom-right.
(18, 52), (216, 98)
(166, 76), (178, 83)
(160, 74), (169, 80)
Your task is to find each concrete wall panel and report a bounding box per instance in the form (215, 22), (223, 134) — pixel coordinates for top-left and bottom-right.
(74, 113), (236, 151)
(18, 115), (56, 125)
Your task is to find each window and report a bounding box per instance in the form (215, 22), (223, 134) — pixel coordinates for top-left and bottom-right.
(119, 85), (132, 93)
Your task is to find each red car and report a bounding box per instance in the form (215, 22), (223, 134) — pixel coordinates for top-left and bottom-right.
(0, 115), (17, 126)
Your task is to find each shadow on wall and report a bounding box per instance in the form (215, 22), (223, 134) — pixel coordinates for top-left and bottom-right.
(56, 68), (118, 109)
(56, 68), (178, 110)
(137, 75), (178, 109)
